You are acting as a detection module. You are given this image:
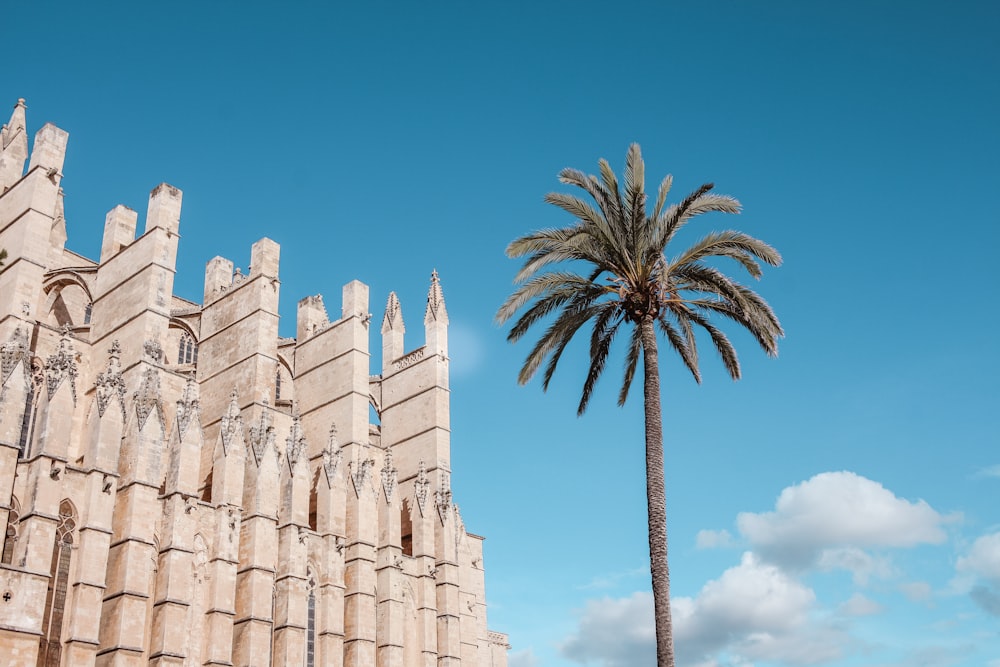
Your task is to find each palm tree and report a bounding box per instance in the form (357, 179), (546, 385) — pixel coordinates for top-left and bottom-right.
(496, 144), (783, 667)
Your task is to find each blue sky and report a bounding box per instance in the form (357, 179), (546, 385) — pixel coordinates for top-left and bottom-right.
(6, 2), (999, 665)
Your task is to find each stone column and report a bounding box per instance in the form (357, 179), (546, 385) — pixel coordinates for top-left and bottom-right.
(376, 447), (405, 667)
(202, 393), (246, 667)
(149, 379), (203, 667)
(232, 404), (280, 667)
(97, 365), (166, 667)
(271, 414), (310, 666)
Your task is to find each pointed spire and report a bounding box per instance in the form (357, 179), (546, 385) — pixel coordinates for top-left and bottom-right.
(380, 446), (398, 503)
(381, 291), (404, 334)
(175, 376), (200, 439)
(424, 269), (448, 325)
(414, 460), (430, 517)
(3, 99), (27, 140)
(133, 366), (164, 430)
(322, 423), (343, 488)
(0, 99), (29, 190)
(220, 388), (243, 454)
(96, 340), (126, 420)
(285, 406), (307, 473)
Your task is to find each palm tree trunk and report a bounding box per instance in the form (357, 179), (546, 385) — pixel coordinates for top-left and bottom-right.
(640, 316), (674, 667)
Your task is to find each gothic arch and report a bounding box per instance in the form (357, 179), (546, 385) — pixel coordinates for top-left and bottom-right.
(37, 500), (77, 667)
(41, 270), (94, 329)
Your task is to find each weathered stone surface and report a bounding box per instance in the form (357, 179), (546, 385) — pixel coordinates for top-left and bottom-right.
(0, 99), (506, 667)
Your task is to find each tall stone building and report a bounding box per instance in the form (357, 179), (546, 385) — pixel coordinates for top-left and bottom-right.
(0, 99), (509, 667)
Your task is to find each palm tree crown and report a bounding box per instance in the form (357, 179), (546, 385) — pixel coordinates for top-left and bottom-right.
(496, 143), (783, 667)
(497, 143), (783, 412)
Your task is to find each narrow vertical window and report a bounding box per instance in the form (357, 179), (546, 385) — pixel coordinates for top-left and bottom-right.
(2, 496), (20, 565)
(275, 370), (282, 401)
(83, 302), (92, 325)
(306, 569), (316, 667)
(38, 501), (76, 667)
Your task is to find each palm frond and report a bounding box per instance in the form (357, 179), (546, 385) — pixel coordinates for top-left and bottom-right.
(578, 305), (624, 414)
(618, 324), (643, 406)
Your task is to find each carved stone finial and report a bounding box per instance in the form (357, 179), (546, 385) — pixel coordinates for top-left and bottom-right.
(322, 423), (343, 488)
(381, 291), (404, 334)
(348, 453), (375, 499)
(1, 327), (31, 388)
(380, 446), (398, 503)
(414, 460), (431, 517)
(220, 389), (243, 454)
(95, 340), (126, 420)
(133, 366), (164, 430)
(143, 338), (163, 363)
(248, 404), (276, 465)
(434, 470), (452, 525)
(424, 269), (448, 324)
(175, 376), (200, 439)
(45, 329), (78, 403)
(285, 409), (307, 473)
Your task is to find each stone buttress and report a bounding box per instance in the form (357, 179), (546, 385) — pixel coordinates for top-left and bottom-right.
(0, 98), (508, 667)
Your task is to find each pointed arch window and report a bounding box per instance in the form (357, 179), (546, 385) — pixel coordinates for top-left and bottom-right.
(178, 333), (198, 365)
(2, 496), (20, 565)
(38, 501), (76, 667)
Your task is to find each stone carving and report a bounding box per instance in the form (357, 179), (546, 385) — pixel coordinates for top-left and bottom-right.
(1, 326), (31, 388)
(349, 455), (374, 499)
(96, 340), (127, 420)
(219, 389), (243, 455)
(247, 402), (277, 465)
(134, 366), (164, 430)
(414, 460), (430, 517)
(322, 424), (343, 487)
(45, 327), (78, 403)
(425, 269), (447, 323)
(143, 338), (163, 363)
(381, 291), (403, 333)
(380, 446), (398, 503)
(393, 347), (425, 372)
(434, 471), (452, 525)
(175, 376), (200, 439)
(285, 408), (307, 473)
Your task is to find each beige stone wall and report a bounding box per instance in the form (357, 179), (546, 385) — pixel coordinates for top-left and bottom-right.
(0, 99), (507, 667)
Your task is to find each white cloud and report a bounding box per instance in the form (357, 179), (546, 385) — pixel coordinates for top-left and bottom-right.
(956, 531), (1000, 617)
(560, 592), (655, 667)
(736, 471), (952, 571)
(696, 529), (734, 549)
(816, 546), (895, 585)
(956, 532), (1000, 583)
(672, 552), (847, 666)
(838, 592), (883, 617)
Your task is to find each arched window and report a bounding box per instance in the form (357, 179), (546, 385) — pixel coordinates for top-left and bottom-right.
(177, 333), (198, 365)
(306, 567), (317, 667)
(2, 496), (20, 565)
(83, 302), (92, 325)
(38, 501), (76, 667)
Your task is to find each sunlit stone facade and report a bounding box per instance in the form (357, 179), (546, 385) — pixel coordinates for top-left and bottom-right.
(0, 99), (509, 667)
